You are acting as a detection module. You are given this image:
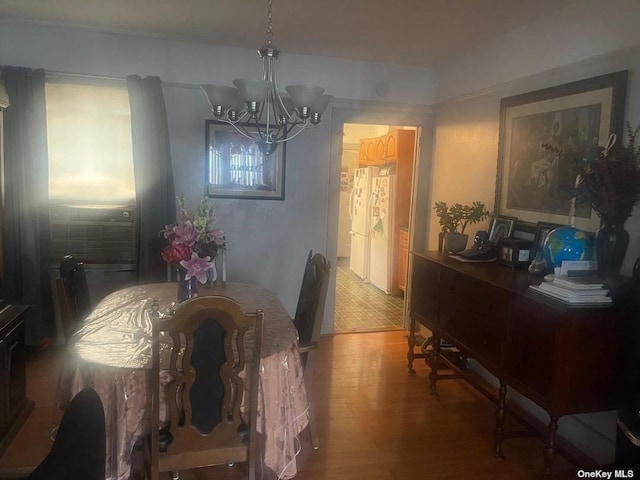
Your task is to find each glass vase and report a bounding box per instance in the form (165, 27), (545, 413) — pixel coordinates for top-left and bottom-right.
(595, 216), (629, 279)
(177, 271), (198, 303)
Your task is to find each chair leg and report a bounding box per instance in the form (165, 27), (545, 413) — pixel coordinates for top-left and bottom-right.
(307, 397), (320, 450)
(303, 350), (320, 449)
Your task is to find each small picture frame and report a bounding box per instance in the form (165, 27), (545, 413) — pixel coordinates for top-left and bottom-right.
(532, 221), (564, 259)
(488, 215), (517, 243)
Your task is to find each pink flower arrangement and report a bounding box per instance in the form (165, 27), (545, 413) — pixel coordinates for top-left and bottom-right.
(160, 196), (224, 283)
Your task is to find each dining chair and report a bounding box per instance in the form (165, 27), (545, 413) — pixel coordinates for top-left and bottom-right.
(149, 296), (264, 480)
(56, 255), (91, 342)
(293, 250), (330, 450)
(54, 255), (92, 410)
(28, 388), (105, 480)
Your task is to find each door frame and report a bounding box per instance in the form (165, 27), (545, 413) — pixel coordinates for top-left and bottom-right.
(324, 100), (433, 335)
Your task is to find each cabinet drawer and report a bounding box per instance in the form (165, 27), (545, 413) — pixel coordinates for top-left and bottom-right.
(438, 269), (507, 368)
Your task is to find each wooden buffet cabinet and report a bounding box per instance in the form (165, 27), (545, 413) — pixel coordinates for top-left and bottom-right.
(358, 129), (415, 296)
(0, 304), (32, 456)
(407, 251), (633, 474)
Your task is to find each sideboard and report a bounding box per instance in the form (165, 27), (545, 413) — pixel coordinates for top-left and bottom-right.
(0, 304), (32, 456)
(407, 251), (634, 474)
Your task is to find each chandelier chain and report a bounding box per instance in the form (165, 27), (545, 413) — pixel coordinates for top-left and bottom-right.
(266, 0), (274, 44)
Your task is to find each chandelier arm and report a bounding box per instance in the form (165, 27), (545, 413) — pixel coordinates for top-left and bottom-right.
(270, 65), (293, 121)
(272, 121), (311, 145)
(223, 120), (267, 143)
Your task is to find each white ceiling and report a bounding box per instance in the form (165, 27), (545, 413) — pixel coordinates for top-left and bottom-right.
(0, 0), (578, 68)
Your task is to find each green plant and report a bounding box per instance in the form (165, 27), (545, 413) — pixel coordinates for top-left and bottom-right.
(434, 201), (490, 234)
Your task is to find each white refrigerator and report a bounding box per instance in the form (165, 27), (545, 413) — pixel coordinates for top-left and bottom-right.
(368, 173), (395, 293)
(349, 166), (377, 279)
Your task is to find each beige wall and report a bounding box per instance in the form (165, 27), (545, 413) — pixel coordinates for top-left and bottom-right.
(427, 94), (500, 248)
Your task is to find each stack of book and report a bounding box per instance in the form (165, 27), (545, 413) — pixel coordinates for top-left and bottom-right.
(529, 275), (611, 305)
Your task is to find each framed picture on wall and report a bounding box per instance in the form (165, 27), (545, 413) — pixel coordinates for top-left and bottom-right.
(494, 71), (628, 232)
(205, 120), (286, 200)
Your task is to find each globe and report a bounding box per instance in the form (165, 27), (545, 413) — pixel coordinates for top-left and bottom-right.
(542, 227), (594, 270)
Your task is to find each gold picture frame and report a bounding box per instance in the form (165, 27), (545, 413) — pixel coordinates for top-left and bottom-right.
(495, 71), (628, 232)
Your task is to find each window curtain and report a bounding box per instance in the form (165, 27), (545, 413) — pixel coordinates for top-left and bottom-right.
(127, 75), (176, 283)
(1, 66), (55, 345)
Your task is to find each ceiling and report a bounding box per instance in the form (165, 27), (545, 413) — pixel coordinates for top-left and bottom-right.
(0, 0), (578, 68)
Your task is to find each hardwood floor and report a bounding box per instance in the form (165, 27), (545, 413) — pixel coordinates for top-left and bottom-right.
(0, 331), (581, 479)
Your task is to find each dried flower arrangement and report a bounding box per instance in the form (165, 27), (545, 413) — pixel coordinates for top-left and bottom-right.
(542, 123), (640, 222)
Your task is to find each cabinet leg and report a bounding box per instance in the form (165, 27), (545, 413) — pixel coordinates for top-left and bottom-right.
(429, 336), (440, 396)
(494, 382), (507, 458)
(407, 317), (416, 374)
(543, 417), (559, 475)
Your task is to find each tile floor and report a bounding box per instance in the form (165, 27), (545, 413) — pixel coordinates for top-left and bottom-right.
(333, 257), (405, 333)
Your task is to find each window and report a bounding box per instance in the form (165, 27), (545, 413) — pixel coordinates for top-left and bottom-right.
(46, 81), (135, 205)
(45, 81), (137, 263)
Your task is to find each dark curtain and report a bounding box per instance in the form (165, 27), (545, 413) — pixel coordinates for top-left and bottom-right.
(1, 66), (55, 345)
(127, 75), (176, 283)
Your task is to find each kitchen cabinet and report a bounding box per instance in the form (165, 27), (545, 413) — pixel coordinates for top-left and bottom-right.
(358, 138), (376, 165)
(398, 229), (409, 291)
(384, 129), (415, 162)
(358, 130), (416, 166)
(0, 304), (33, 456)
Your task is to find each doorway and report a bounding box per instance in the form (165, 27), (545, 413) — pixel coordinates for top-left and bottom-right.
(334, 123), (417, 333)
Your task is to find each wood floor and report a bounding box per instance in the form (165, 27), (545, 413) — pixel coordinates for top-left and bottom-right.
(0, 331), (582, 479)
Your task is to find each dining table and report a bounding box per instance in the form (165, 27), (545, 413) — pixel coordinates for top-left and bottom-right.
(66, 281), (310, 480)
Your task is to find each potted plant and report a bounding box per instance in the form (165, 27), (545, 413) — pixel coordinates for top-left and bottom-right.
(434, 201), (491, 252)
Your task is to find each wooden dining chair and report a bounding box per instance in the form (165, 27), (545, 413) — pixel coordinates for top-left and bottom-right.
(54, 255), (92, 410)
(29, 388), (105, 480)
(56, 255), (91, 342)
(293, 250), (330, 450)
(149, 296), (264, 480)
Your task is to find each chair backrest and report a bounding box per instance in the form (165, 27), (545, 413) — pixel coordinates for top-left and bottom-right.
(57, 255), (92, 341)
(293, 251), (330, 348)
(150, 296), (263, 479)
(29, 388), (105, 480)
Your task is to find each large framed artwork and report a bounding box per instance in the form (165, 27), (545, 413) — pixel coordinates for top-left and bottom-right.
(205, 120), (286, 200)
(495, 71), (628, 232)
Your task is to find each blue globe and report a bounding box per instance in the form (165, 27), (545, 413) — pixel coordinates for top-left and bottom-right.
(543, 227), (594, 270)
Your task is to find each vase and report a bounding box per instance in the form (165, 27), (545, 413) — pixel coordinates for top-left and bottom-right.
(177, 273), (198, 303)
(444, 233), (468, 253)
(595, 216), (630, 279)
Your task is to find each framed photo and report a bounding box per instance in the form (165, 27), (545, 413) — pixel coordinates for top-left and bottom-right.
(205, 120), (286, 200)
(488, 215), (516, 243)
(495, 71), (628, 232)
(532, 221), (563, 259)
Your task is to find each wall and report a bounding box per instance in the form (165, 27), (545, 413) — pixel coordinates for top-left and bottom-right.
(0, 22), (434, 327)
(427, 0), (640, 463)
(428, 1), (640, 277)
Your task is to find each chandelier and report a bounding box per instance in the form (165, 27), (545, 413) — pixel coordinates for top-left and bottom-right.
(201, 0), (333, 155)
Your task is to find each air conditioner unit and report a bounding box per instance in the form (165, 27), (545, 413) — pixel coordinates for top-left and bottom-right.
(49, 204), (137, 264)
